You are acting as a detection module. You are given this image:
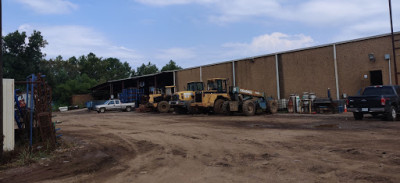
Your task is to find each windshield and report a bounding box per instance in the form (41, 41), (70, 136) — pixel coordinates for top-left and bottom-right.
(187, 82), (203, 91)
(207, 80), (226, 92)
(363, 87), (395, 95)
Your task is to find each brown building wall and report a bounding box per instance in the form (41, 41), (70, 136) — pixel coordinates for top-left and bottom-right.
(336, 36), (394, 96)
(71, 94), (93, 106)
(280, 46), (336, 98)
(201, 62), (233, 86)
(176, 68), (201, 91)
(174, 34), (399, 99)
(235, 56), (278, 98)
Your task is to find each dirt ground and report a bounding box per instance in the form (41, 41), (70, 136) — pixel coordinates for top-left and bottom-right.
(1, 110), (400, 183)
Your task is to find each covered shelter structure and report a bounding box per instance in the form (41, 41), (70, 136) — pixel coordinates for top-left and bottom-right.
(90, 71), (174, 101)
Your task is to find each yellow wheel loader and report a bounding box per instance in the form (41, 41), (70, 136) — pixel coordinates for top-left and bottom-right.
(169, 81), (204, 114)
(189, 78), (277, 116)
(145, 86), (175, 113)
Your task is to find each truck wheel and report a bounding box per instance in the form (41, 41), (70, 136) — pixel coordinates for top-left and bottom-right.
(385, 106), (397, 121)
(157, 101), (170, 113)
(214, 99), (225, 114)
(100, 108), (105, 113)
(353, 112), (363, 120)
(222, 101), (232, 115)
(267, 100), (278, 114)
(243, 100), (256, 116)
(126, 106), (132, 112)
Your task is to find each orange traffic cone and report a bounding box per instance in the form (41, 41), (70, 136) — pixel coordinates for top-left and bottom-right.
(344, 104), (347, 112)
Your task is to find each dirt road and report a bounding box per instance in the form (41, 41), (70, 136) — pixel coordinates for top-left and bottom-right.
(1, 110), (400, 182)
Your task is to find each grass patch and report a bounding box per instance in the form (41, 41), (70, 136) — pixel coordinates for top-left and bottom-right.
(0, 139), (77, 170)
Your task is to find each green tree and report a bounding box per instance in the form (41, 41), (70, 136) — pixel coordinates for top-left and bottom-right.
(102, 57), (134, 80)
(161, 60), (182, 71)
(2, 30), (48, 81)
(54, 74), (98, 105)
(136, 62), (159, 76)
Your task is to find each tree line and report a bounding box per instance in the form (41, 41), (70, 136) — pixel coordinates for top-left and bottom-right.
(2, 30), (183, 106)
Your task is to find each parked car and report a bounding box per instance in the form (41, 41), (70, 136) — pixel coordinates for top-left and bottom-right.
(95, 99), (135, 113)
(347, 85), (400, 120)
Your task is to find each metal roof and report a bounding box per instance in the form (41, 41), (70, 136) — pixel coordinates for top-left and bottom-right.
(90, 71), (174, 90)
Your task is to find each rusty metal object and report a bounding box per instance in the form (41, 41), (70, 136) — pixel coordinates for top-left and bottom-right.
(15, 74), (56, 147)
(33, 75), (55, 147)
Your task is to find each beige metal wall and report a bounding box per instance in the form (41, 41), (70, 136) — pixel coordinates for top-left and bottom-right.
(336, 36), (394, 96)
(201, 62), (233, 86)
(3, 79), (14, 151)
(280, 46), (336, 98)
(176, 68), (201, 91)
(235, 56), (278, 98)
(175, 34), (398, 99)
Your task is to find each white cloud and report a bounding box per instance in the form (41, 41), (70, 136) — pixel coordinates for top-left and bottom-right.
(15, 0), (78, 14)
(17, 24), (143, 66)
(155, 47), (196, 61)
(136, 0), (400, 32)
(334, 21), (391, 42)
(222, 32), (315, 57)
(134, 0), (214, 6)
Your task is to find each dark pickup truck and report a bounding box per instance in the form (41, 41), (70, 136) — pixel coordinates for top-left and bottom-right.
(347, 85), (400, 121)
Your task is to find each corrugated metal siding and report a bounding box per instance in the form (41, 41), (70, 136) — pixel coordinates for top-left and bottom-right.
(3, 79), (15, 151)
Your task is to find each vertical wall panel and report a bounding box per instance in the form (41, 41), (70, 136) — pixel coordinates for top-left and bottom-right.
(176, 68), (201, 91)
(3, 79), (15, 151)
(280, 46), (336, 98)
(336, 37), (393, 96)
(201, 63), (233, 86)
(236, 56), (278, 98)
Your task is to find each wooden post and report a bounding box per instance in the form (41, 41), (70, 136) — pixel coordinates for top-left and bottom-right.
(0, 0), (4, 158)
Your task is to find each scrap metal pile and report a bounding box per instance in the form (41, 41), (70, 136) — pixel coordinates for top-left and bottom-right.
(15, 74), (56, 148)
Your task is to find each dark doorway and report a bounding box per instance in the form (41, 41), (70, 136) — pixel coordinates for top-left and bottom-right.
(370, 70), (383, 86)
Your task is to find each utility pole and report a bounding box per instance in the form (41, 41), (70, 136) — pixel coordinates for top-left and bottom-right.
(0, 0), (4, 159)
(389, 0), (398, 85)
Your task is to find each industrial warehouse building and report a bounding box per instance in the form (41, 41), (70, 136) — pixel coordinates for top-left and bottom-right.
(91, 32), (400, 101)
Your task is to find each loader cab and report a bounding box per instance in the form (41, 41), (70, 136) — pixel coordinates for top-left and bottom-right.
(165, 86), (175, 95)
(187, 82), (204, 92)
(207, 78), (227, 93)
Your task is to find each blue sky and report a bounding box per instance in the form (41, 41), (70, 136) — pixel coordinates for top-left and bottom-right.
(3, 0), (400, 69)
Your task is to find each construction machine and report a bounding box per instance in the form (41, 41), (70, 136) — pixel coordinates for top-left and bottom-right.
(189, 78), (277, 116)
(169, 81), (204, 114)
(144, 86), (175, 113)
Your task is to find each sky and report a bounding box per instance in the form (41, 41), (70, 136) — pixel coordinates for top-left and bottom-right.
(3, 0), (400, 69)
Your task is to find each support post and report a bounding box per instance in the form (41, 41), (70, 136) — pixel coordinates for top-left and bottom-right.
(389, 58), (393, 84)
(275, 54), (280, 100)
(389, 0), (398, 84)
(0, 0), (3, 158)
(109, 83), (113, 99)
(232, 61), (236, 87)
(173, 71), (176, 88)
(333, 44), (340, 100)
(200, 67), (202, 82)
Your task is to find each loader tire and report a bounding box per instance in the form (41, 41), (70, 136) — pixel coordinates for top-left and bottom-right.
(157, 101), (170, 113)
(222, 101), (232, 115)
(243, 100), (256, 116)
(214, 99), (225, 114)
(267, 100), (278, 114)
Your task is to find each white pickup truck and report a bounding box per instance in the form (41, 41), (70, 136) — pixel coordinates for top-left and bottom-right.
(95, 99), (135, 113)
